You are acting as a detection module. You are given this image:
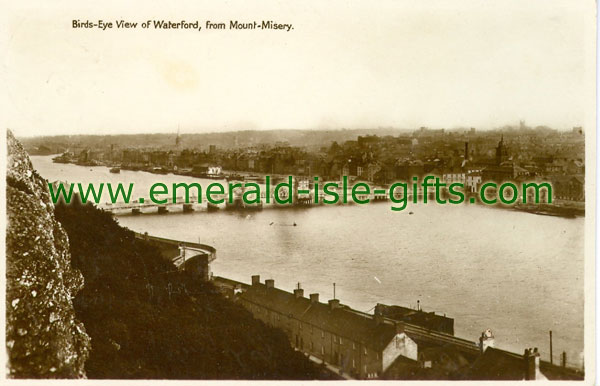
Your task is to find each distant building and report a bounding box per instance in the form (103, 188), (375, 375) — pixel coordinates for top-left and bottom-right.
(175, 131), (181, 148)
(193, 163), (222, 177)
(465, 171), (482, 193)
(549, 175), (584, 201)
(442, 172), (465, 185)
(481, 164), (525, 185)
(495, 136), (509, 165)
(366, 162), (382, 182)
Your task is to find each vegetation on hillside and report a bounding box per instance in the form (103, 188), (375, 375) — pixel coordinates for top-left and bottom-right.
(55, 201), (328, 379)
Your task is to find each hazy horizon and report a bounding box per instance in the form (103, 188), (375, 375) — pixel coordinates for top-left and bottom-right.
(12, 123), (582, 139)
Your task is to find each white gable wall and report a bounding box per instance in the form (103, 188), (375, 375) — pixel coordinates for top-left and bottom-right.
(382, 332), (418, 372)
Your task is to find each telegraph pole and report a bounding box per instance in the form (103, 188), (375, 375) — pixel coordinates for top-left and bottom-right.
(549, 330), (553, 364)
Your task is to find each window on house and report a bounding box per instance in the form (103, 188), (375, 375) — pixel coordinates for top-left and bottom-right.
(321, 331), (324, 338)
(321, 346), (324, 355)
(364, 347), (368, 355)
(339, 337), (343, 344)
(352, 359), (355, 368)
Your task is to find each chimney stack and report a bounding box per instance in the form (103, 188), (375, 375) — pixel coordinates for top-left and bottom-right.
(265, 279), (275, 289)
(293, 288), (304, 299)
(310, 293), (319, 303)
(479, 329), (495, 353)
(234, 284), (242, 295)
(524, 347), (541, 380)
(251, 275), (260, 286)
(395, 322), (405, 334)
(328, 299), (340, 310)
(374, 305), (384, 325)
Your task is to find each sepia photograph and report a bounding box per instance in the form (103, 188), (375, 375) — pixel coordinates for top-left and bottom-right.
(2, 0), (596, 383)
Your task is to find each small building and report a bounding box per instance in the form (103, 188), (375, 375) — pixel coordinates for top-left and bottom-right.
(193, 163), (222, 177)
(465, 171), (482, 193)
(375, 303), (454, 335)
(549, 175), (585, 202)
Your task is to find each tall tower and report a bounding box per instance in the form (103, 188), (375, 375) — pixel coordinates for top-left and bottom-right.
(495, 136), (509, 165)
(175, 127), (181, 149)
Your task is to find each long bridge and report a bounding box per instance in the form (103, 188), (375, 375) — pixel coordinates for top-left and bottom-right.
(101, 196), (202, 214)
(99, 187), (403, 215)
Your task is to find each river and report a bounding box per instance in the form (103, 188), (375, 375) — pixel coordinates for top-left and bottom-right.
(31, 155), (585, 368)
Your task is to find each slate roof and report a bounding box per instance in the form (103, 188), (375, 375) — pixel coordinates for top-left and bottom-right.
(213, 277), (585, 381)
(463, 347), (584, 381)
(376, 303), (454, 335)
(239, 283), (399, 352)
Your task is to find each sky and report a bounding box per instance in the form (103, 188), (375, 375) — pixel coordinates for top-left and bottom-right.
(1, 0), (596, 137)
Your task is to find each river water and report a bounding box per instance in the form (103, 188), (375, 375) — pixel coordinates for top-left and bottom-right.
(31, 155), (585, 368)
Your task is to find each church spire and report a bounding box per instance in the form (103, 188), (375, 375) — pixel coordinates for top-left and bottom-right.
(175, 125), (181, 148)
(496, 135), (509, 165)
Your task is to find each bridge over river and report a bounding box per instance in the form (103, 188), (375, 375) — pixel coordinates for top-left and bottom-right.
(99, 187), (396, 215)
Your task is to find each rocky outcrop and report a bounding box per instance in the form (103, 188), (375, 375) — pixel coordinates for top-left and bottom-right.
(6, 130), (90, 378)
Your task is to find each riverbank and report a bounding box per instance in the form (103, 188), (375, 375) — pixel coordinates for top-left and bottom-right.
(49, 159), (584, 219)
(30, 155), (587, 369)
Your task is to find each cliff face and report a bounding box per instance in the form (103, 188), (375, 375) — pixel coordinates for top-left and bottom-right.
(6, 130), (90, 378)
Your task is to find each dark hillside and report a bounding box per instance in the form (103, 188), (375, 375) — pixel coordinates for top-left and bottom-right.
(54, 201), (327, 379)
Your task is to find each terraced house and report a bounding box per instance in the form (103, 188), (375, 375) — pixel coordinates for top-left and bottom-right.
(214, 275), (584, 381)
(218, 275), (421, 379)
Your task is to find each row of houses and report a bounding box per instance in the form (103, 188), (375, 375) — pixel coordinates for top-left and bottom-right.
(213, 275), (584, 380)
(216, 276), (422, 379)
